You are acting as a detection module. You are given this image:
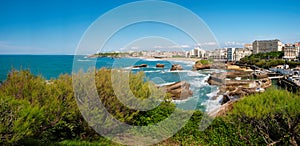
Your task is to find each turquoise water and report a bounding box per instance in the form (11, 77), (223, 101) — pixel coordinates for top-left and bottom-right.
(0, 55), (222, 112)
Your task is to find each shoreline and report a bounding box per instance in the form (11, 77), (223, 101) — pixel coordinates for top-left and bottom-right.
(128, 56), (199, 62)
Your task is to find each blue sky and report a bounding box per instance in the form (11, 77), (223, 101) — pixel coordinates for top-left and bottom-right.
(0, 0), (300, 54)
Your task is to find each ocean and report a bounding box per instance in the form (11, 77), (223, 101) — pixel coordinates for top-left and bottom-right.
(0, 55), (222, 112)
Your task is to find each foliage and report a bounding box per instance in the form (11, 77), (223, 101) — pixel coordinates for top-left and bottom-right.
(1, 69), (299, 145)
(243, 51), (284, 60)
(170, 111), (262, 146)
(95, 52), (129, 58)
(0, 70), (98, 144)
(287, 61), (300, 68)
(57, 137), (118, 146)
(132, 102), (175, 126)
(0, 95), (44, 144)
(230, 88), (300, 145)
(196, 59), (211, 65)
(0, 69), (171, 144)
(239, 51), (300, 68)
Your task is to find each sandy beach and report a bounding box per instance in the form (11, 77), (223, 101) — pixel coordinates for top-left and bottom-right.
(131, 56), (199, 63)
(160, 57), (199, 62)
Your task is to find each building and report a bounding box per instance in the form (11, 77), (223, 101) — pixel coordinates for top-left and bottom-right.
(252, 39), (283, 54)
(283, 44), (300, 60)
(207, 48), (227, 61)
(244, 44), (253, 51)
(227, 48), (236, 61)
(235, 48), (252, 61)
(186, 47), (206, 58)
(227, 48), (252, 62)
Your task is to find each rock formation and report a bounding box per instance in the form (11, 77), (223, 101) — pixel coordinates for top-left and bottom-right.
(208, 71), (272, 99)
(156, 63), (165, 68)
(161, 81), (193, 100)
(170, 64), (183, 71)
(209, 100), (237, 117)
(193, 63), (211, 70)
(133, 64), (147, 68)
(221, 95), (230, 105)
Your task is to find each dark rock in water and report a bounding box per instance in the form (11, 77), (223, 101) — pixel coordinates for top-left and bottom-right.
(162, 81), (193, 100)
(170, 64), (183, 71)
(156, 63), (165, 68)
(133, 64), (147, 68)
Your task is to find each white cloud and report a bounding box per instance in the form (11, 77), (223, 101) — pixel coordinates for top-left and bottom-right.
(169, 45), (191, 49)
(197, 42), (218, 46)
(130, 46), (140, 50)
(180, 45), (190, 48)
(224, 41), (244, 47)
(154, 45), (163, 49)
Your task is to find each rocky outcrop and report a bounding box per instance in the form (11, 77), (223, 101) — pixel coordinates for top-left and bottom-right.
(221, 95), (230, 105)
(208, 71), (272, 99)
(162, 81), (193, 100)
(253, 72), (269, 79)
(156, 63), (165, 68)
(133, 64), (147, 68)
(209, 100), (237, 117)
(193, 63), (211, 70)
(170, 64), (183, 71)
(227, 65), (253, 72)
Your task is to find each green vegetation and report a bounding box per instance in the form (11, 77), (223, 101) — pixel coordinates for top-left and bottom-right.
(240, 51), (300, 68)
(0, 69), (172, 145)
(196, 59), (212, 65)
(94, 52), (129, 58)
(0, 70), (299, 145)
(247, 51), (284, 60)
(230, 87), (300, 145)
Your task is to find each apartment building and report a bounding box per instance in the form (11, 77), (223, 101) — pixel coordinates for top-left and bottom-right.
(252, 39), (283, 54)
(207, 48), (227, 61)
(227, 48), (252, 62)
(186, 47), (206, 58)
(283, 44), (300, 60)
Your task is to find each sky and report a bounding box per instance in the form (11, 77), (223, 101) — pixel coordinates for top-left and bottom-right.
(0, 0), (300, 54)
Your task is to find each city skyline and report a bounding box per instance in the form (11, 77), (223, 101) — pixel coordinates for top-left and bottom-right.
(1, 0), (300, 54)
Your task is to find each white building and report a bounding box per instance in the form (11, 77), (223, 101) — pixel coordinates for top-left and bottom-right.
(252, 39), (283, 54)
(207, 48), (227, 61)
(227, 48), (252, 62)
(244, 44), (253, 51)
(235, 48), (252, 61)
(186, 47), (206, 58)
(283, 44), (300, 60)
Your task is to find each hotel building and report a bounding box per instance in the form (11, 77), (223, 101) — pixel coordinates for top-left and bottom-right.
(283, 44), (300, 60)
(252, 39), (283, 54)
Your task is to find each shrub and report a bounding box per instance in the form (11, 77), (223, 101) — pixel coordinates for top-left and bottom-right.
(230, 88), (300, 145)
(196, 60), (211, 65)
(0, 69), (172, 144)
(0, 95), (45, 144)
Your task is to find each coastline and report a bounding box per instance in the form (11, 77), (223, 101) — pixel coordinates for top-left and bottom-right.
(159, 57), (199, 62)
(129, 56), (199, 64)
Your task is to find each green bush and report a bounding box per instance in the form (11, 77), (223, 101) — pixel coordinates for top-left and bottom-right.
(196, 60), (211, 65)
(230, 88), (300, 145)
(169, 111), (262, 146)
(1, 69), (299, 145)
(0, 95), (45, 144)
(0, 69), (172, 144)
